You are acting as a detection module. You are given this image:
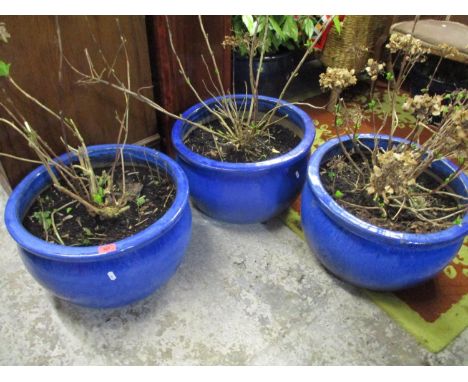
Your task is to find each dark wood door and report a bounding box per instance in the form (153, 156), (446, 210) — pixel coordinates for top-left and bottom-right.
(0, 16), (157, 189)
(147, 15), (232, 155)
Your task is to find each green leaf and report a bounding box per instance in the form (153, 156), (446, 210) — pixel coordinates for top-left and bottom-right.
(136, 195), (146, 208)
(0, 60), (11, 77)
(256, 16), (266, 33)
(453, 216), (463, 226)
(336, 118), (344, 127)
(332, 16), (341, 35)
(83, 227), (93, 236)
(66, 207), (73, 214)
(302, 18), (315, 39)
(269, 17), (284, 39)
(242, 15), (255, 35)
(92, 192), (104, 205)
(334, 190), (344, 199)
(32, 211), (51, 231)
(385, 71), (394, 81)
(282, 16), (298, 42)
(327, 171), (336, 179)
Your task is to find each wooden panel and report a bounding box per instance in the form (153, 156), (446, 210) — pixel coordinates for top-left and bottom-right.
(0, 16), (158, 188)
(147, 15), (232, 155)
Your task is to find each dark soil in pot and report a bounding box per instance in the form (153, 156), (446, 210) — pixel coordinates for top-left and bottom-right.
(23, 164), (176, 246)
(320, 152), (464, 234)
(184, 112), (302, 163)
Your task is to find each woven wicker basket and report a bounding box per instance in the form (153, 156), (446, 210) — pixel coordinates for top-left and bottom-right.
(321, 16), (390, 71)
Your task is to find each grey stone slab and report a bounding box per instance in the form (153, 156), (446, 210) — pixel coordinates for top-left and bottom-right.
(0, 187), (466, 365)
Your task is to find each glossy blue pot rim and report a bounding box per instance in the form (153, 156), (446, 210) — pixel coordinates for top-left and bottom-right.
(307, 134), (468, 246)
(4, 144), (189, 262)
(172, 95), (315, 172)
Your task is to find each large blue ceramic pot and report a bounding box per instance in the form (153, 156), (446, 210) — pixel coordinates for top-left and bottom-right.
(301, 134), (468, 290)
(172, 95), (315, 223)
(4, 144), (192, 308)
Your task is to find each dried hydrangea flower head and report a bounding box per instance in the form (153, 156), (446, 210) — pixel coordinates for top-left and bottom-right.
(222, 33), (255, 52)
(0, 22), (10, 43)
(438, 43), (460, 59)
(319, 67), (357, 91)
(446, 108), (468, 160)
(386, 33), (430, 62)
(402, 94), (444, 117)
(365, 58), (385, 81)
(367, 149), (419, 202)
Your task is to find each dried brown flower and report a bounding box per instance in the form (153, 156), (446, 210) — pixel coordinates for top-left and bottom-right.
(437, 43), (460, 59)
(365, 58), (385, 81)
(0, 22), (10, 43)
(319, 67), (357, 91)
(367, 149), (419, 202)
(386, 33), (430, 62)
(402, 94), (444, 117)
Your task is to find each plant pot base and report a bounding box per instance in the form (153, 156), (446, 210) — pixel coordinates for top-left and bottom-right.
(5, 145), (192, 308)
(301, 135), (468, 291)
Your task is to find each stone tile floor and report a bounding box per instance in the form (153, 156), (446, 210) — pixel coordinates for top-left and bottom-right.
(0, 187), (467, 365)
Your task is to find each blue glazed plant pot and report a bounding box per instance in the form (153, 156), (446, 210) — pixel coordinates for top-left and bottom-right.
(172, 95), (316, 224)
(301, 134), (468, 291)
(4, 144), (192, 308)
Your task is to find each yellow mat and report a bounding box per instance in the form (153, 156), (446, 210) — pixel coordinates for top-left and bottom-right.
(282, 207), (468, 353)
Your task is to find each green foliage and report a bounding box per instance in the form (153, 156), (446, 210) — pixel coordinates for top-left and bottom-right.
(136, 195), (146, 208)
(327, 171), (336, 179)
(385, 71), (394, 81)
(282, 16), (299, 43)
(0, 60), (10, 77)
(332, 16), (341, 35)
(302, 18), (315, 40)
(453, 216), (463, 226)
(32, 211), (52, 231)
(232, 15), (320, 56)
(334, 190), (344, 199)
(241, 15), (256, 35)
(81, 238), (91, 245)
(368, 99), (377, 110)
(83, 227), (93, 236)
(92, 187), (105, 205)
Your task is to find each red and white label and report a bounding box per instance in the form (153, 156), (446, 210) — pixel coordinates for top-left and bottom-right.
(98, 243), (117, 254)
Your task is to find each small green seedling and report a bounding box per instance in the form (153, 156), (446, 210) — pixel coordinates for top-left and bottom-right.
(0, 60), (10, 77)
(32, 211), (52, 231)
(92, 187), (105, 205)
(83, 227), (93, 236)
(136, 195), (146, 208)
(453, 216), (463, 226)
(334, 190), (344, 199)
